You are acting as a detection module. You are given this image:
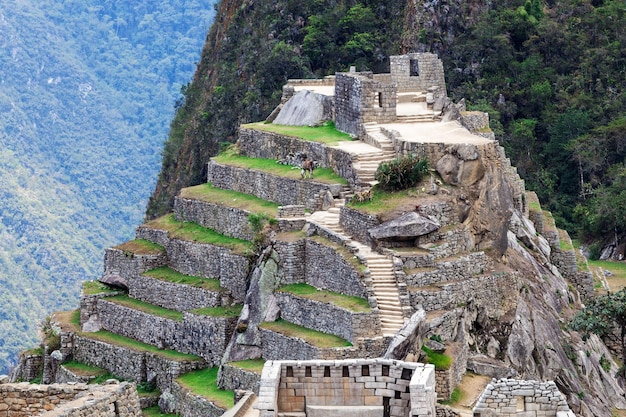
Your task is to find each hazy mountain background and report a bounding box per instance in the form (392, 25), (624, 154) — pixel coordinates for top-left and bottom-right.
(0, 0), (215, 374)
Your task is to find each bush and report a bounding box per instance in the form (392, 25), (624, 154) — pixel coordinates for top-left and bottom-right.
(374, 154), (429, 191)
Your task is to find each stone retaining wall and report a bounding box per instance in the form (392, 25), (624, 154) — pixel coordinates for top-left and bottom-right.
(136, 226), (252, 302)
(97, 300), (235, 364)
(80, 291), (122, 326)
(410, 272), (519, 315)
(174, 196), (255, 241)
(274, 239), (306, 285)
(304, 239), (367, 298)
(256, 359), (436, 417)
(9, 353), (43, 383)
(219, 364), (262, 393)
(339, 205), (381, 246)
(207, 160), (339, 212)
(162, 379), (226, 417)
(277, 205), (305, 218)
(418, 227), (474, 259)
(0, 382), (141, 417)
(237, 128), (359, 187)
(129, 275), (222, 311)
(405, 252), (489, 287)
(103, 248), (167, 282)
(473, 379), (573, 416)
(55, 365), (93, 384)
(72, 334), (205, 392)
(275, 293), (379, 342)
(433, 342), (468, 401)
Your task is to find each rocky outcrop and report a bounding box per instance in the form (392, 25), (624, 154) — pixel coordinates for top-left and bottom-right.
(273, 90), (333, 126)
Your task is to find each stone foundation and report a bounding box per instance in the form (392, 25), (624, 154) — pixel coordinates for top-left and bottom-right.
(219, 364), (262, 393)
(128, 274), (222, 312)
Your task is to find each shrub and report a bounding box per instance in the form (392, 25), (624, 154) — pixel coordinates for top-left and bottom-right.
(374, 154), (429, 191)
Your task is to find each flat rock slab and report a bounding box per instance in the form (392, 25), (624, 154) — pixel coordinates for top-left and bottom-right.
(273, 90), (332, 126)
(369, 212), (440, 240)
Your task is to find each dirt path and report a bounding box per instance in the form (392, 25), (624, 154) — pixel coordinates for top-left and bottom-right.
(448, 372), (492, 416)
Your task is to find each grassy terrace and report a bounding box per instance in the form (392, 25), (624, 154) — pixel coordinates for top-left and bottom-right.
(558, 229), (574, 251)
(142, 406), (178, 417)
(82, 280), (119, 295)
(542, 209), (557, 231)
(348, 187), (421, 218)
(260, 319), (352, 348)
(242, 121), (353, 146)
(277, 283), (370, 313)
(191, 304), (243, 318)
(105, 294), (184, 321)
(177, 367), (234, 409)
(114, 239), (165, 255)
(82, 330), (202, 362)
(180, 183), (280, 217)
(146, 214), (254, 255)
(309, 235), (367, 274)
(229, 358), (266, 374)
(213, 147), (348, 185)
(62, 360), (108, 379)
(143, 267), (223, 292)
(421, 345), (452, 370)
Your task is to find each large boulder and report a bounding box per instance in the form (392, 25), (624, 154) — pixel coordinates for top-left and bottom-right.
(273, 90), (333, 126)
(369, 212), (440, 240)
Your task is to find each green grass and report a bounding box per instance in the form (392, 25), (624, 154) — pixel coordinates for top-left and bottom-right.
(82, 330), (202, 362)
(277, 283), (370, 312)
(143, 267), (223, 292)
(439, 387), (461, 405)
(242, 121), (353, 145)
(347, 187), (416, 216)
(62, 360), (108, 378)
(180, 183), (280, 217)
(23, 347), (44, 356)
(105, 294), (184, 321)
(228, 358), (266, 374)
(260, 319), (352, 348)
(142, 406), (179, 417)
(213, 147), (347, 185)
(147, 214), (254, 255)
(542, 209), (557, 231)
(191, 304), (243, 318)
(588, 259), (626, 279)
(82, 280), (119, 295)
(422, 346), (452, 370)
(114, 239), (165, 255)
(177, 367), (234, 409)
(558, 229), (574, 251)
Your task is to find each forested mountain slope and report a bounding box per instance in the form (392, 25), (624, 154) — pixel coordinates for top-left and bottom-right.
(0, 0), (215, 374)
(149, 0), (626, 255)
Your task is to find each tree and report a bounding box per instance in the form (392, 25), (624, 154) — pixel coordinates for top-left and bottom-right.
(571, 289), (626, 365)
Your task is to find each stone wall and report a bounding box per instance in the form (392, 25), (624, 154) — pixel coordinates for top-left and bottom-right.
(96, 300), (236, 364)
(339, 205), (381, 246)
(80, 291), (122, 326)
(304, 239), (367, 298)
(274, 239), (306, 285)
(161, 380), (226, 417)
(9, 353), (43, 383)
(275, 293), (379, 342)
(174, 196), (256, 241)
(405, 252), (490, 287)
(219, 364), (262, 393)
(433, 342), (468, 401)
(207, 160), (340, 212)
(135, 226), (252, 302)
(236, 127), (360, 187)
(128, 275), (222, 312)
(103, 248), (167, 282)
(418, 226), (474, 259)
(72, 335), (205, 392)
(409, 272), (519, 316)
(389, 53), (447, 96)
(0, 381), (141, 417)
(473, 379), (573, 416)
(256, 359), (436, 417)
(334, 72), (397, 136)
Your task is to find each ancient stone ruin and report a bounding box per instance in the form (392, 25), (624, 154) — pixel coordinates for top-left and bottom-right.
(5, 53), (621, 417)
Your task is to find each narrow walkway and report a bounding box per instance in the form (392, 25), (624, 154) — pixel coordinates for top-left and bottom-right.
(307, 200), (406, 337)
(352, 124), (396, 187)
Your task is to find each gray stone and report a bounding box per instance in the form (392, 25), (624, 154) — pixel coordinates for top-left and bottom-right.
(273, 90), (333, 126)
(369, 212), (440, 240)
(383, 309), (427, 360)
(82, 315), (102, 333)
(100, 273), (128, 290)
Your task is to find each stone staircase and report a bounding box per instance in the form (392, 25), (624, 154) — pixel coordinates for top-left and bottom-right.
(353, 124), (397, 187)
(396, 114), (438, 123)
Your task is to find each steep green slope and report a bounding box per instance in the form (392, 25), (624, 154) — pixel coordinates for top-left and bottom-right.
(149, 0), (626, 250)
(0, 0), (215, 373)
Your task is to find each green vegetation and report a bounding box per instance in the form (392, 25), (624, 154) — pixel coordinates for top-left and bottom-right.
(348, 188), (417, 216)
(105, 294), (184, 321)
(115, 240), (165, 256)
(180, 184), (280, 217)
(277, 283), (370, 312)
(229, 358), (266, 373)
(439, 387), (461, 405)
(62, 361), (108, 379)
(191, 305), (243, 318)
(260, 319), (352, 348)
(143, 267), (223, 292)
(147, 214), (254, 255)
(421, 346), (452, 370)
(375, 155), (430, 192)
(177, 367), (234, 409)
(212, 147), (347, 185)
(142, 406), (179, 417)
(82, 281), (119, 296)
(558, 230), (574, 252)
(243, 121), (353, 145)
(82, 330), (202, 362)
